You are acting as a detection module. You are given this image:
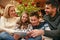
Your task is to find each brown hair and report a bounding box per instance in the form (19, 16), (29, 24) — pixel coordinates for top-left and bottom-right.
(19, 23), (28, 29)
(18, 11), (30, 28)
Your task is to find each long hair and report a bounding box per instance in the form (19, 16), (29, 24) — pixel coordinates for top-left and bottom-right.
(18, 11), (30, 28)
(3, 4), (15, 18)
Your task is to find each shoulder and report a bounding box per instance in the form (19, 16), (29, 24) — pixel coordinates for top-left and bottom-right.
(1, 16), (6, 20)
(43, 15), (47, 18)
(13, 17), (20, 22)
(1, 16), (5, 19)
(58, 16), (60, 23)
(56, 13), (60, 21)
(12, 17), (20, 21)
(14, 17), (20, 20)
(44, 15), (49, 20)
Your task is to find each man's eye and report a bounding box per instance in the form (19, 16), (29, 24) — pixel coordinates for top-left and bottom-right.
(46, 8), (49, 9)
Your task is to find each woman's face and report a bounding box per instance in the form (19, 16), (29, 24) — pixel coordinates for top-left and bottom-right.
(9, 6), (16, 17)
(21, 13), (28, 23)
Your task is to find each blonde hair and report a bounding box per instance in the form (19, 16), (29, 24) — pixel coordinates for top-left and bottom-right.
(3, 4), (15, 18)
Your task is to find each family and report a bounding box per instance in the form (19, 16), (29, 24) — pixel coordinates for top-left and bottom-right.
(0, 0), (60, 40)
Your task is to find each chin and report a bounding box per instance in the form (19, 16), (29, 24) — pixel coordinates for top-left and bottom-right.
(32, 24), (37, 26)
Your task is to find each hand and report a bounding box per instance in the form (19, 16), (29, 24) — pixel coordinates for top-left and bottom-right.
(13, 34), (20, 40)
(27, 29), (44, 37)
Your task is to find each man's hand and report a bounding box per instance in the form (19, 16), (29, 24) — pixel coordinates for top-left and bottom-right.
(27, 29), (44, 37)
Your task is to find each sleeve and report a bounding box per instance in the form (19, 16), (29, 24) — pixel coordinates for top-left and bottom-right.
(44, 23), (60, 38)
(0, 17), (15, 33)
(0, 17), (8, 32)
(0, 17), (5, 27)
(16, 17), (20, 23)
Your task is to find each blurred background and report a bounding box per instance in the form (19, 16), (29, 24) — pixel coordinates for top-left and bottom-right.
(0, 0), (60, 16)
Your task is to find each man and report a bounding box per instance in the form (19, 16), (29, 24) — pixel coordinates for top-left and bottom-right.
(27, 0), (60, 40)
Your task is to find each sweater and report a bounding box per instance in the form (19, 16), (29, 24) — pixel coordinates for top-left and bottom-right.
(44, 12), (60, 40)
(0, 16), (20, 34)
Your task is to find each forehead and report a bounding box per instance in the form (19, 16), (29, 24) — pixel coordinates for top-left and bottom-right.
(45, 4), (52, 8)
(9, 6), (15, 10)
(22, 13), (28, 17)
(30, 16), (38, 19)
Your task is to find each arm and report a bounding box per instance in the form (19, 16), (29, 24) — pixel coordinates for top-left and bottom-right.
(0, 26), (15, 33)
(44, 24), (60, 38)
(27, 23), (60, 38)
(0, 16), (16, 33)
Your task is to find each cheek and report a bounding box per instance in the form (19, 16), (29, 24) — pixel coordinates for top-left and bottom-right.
(22, 18), (27, 22)
(9, 13), (11, 16)
(10, 13), (12, 15)
(35, 21), (39, 24)
(30, 20), (37, 24)
(49, 9), (52, 12)
(9, 11), (12, 14)
(21, 18), (25, 21)
(45, 9), (50, 12)
(47, 9), (50, 12)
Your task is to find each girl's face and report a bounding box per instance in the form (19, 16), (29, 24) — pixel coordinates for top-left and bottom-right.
(21, 13), (28, 23)
(9, 6), (16, 17)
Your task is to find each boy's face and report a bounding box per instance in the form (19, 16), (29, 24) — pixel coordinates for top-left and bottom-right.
(30, 16), (39, 26)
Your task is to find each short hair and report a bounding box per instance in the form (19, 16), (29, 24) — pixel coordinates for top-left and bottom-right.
(38, 9), (45, 16)
(30, 11), (39, 19)
(46, 0), (58, 8)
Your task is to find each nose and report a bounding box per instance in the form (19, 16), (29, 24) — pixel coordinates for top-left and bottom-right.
(32, 21), (35, 24)
(23, 17), (27, 20)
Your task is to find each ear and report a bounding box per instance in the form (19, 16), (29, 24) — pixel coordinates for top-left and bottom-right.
(53, 8), (57, 12)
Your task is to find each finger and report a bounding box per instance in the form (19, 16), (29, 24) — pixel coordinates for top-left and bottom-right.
(27, 30), (33, 35)
(33, 34), (37, 37)
(27, 31), (31, 35)
(31, 33), (36, 37)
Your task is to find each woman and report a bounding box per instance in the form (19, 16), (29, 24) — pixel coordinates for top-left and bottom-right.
(0, 4), (20, 40)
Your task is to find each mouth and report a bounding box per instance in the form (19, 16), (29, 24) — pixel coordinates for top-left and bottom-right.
(32, 23), (36, 26)
(45, 11), (48, 13)
(45, 11), (49, 15)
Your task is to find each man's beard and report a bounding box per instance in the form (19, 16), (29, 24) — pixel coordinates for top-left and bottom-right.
(46, 11), (52, 16)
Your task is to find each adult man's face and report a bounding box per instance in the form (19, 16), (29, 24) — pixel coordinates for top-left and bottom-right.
(45, 4), (54, 15)
(30, 16), (39, 26)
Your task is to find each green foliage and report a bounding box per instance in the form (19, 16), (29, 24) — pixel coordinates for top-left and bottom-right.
(16, 0), (39, 16)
